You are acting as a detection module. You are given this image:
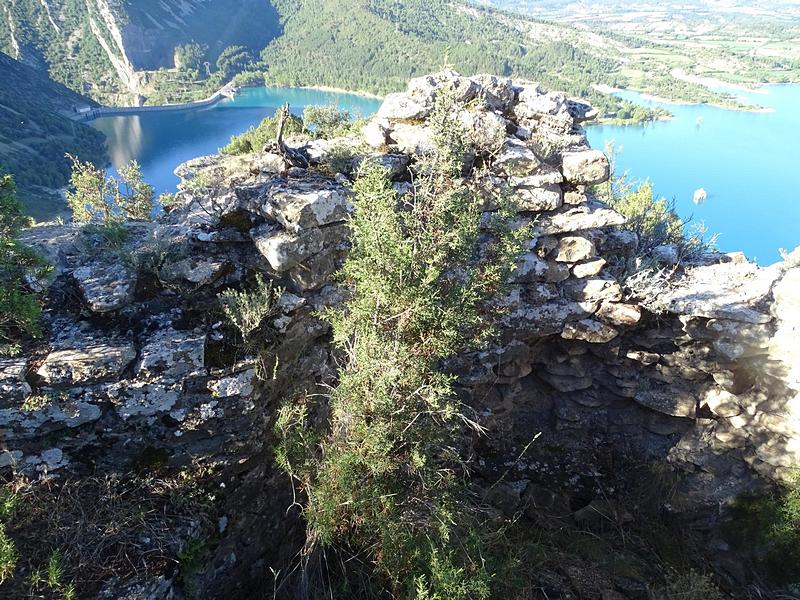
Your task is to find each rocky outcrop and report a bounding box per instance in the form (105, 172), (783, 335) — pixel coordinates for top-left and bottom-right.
(3, 71), (798, 597)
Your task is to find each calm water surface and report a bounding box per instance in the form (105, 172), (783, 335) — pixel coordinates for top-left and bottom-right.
(587, 85), (800, 263)
(92, 86), (381, 196)
(93, 83), (800, 263)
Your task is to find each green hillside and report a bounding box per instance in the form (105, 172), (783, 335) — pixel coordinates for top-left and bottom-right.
(0, 51), (106, 220)
(260, 0), (657, 121)
(0, 0), (282, 105)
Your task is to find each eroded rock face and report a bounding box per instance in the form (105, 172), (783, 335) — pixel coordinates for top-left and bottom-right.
(6, 70), (800, 598)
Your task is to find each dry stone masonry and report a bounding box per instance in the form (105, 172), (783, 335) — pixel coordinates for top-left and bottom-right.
(2, 71), (798, 596)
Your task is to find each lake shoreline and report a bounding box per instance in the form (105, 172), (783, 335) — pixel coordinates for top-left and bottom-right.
(592, 82), (774, 114)
(295, 84), (384, 100)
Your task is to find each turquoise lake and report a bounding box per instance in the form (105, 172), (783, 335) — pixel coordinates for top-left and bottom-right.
(586, 85), (800, 264)
(93, 83), (800, 264)
(92, 86), (382, 196)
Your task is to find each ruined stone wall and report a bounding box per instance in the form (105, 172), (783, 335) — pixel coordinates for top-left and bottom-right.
(1, 71), (798, 596)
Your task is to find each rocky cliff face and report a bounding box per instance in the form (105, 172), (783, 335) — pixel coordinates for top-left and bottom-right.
(2, 71), (798, 597)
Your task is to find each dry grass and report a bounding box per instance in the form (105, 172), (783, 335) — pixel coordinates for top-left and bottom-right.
(0, 470), (216, 598)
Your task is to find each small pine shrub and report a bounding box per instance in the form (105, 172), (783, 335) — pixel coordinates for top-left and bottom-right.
(0, 489), (19, 584)
(65, 156), (155, 224)
(321, 144), (358, 176)
(0, 524), (16, 584)
(276, 90), (526, 598)
(0, 175), (50, 341)
(218, 274), (282, 342)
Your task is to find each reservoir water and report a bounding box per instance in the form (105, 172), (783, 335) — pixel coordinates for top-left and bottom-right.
(586, 85), (800, 264)
(93, 84), (800, 264)
(92, 86), (381, 197)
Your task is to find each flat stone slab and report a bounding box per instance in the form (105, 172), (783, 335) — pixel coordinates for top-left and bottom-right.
(664, 260), (780, 324)
(38, 342), (136, 386)
(536, 202), (626, 235)
(73, 261), (136, 313)
(136, 328), (206, 382)
(263, 182), (350, 232)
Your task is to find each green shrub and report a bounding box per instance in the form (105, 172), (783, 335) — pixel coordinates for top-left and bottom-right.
(722, 475), (800, 586)
(321, 144), (358, 176)
(0, 489), (19, 584)
(65, 156), (155, 224)
(0, 176), (50, 341)
(0, 524), (16, 584)
(648, 570), (724, 600)
(221, 109), (304, 155)
(218, 274), (282, 343)
(276, 91), (526, 598)
(302, 105), (357, 139)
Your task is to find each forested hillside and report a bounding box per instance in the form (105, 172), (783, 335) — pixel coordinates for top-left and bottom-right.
(0, 51), (106, 219)
(260, 0), (658, 122)
(0, 0), (282, 105)
(4, 0), (797, 117)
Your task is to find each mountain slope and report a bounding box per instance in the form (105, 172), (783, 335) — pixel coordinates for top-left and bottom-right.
(1, 0), (282, 105)
(261, 0), (650, 120)
(0, 51), (106, 219)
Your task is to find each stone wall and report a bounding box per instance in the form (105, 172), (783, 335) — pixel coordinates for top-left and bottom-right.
(2, 71), (798, 596)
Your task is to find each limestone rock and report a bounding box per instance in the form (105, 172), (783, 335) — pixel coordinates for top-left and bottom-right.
(108, 381), (181, 420)
(652, 244), (679, 265)
(264, 184), (350, 232)
(461, 110), (509, 154)
(0, 358), (31, 403)
(252, 227), (320, 272)
(554, 236), (595, 263)
(377, 92), (429, 120)
(572, 258), (606, 278)
(494, 139), (541, 177)
(566, 98), (598, 122)
(565, 278), (623, 302)
(137, 328), (205, 382)
(664, 261), (780, 323)
(596, 302), (642, 327)
(511, 253), (570, 283)
(254, 224), (348, 274)
(537, 202), (626, 235)
(473, 74), (517, 112)
(515, 184), (563, 212)
(209, 369), (256, 398)
(288, 250), (338, 292)
(703, 388), (743, 418)
(509, 164), (564, 187)
(407, 70), (481, 104)
(361, 118), (391, 148)
(515, 85), (565, 118)
(38, 342), (136, 386)
(561, 150), (610, 186)
(389, 123), (434, 155)
(160, 257), (228, 286)
(635, 383), (696, 418)
(504, 301), (597, 338)
(562, 319), (619, 343)
(73, 261), (136, 313)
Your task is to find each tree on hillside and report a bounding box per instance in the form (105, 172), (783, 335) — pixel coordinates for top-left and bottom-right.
(174, 42), (207, 74)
